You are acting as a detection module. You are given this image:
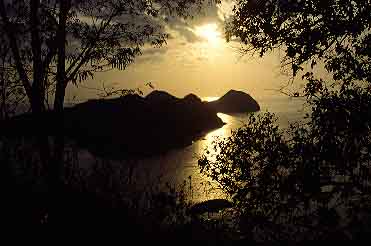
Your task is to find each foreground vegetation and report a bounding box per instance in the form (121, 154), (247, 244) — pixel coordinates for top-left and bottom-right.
(199, 83), (371, 241)
(0, 139), (235, 239)
(3, 82), (371, 241)
(2, 0), (371, 241)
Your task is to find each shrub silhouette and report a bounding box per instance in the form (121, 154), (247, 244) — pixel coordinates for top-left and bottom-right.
(199, 84), (371, 241)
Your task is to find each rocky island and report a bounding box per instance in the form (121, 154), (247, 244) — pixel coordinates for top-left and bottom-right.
(3, 90), (260, 159)
(207, 89), (260, 113)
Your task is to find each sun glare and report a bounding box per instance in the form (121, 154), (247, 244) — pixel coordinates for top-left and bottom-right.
(195, 23), (222, 44)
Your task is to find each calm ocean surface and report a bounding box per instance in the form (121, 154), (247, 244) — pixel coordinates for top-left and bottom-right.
(79, 95), (308, 202)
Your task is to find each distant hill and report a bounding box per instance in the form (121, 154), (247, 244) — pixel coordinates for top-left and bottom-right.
(2, 90), (260, 159)
(207, 90), (260, 113)
(65, 90), (227, 158)
(145, 90), (178, 103)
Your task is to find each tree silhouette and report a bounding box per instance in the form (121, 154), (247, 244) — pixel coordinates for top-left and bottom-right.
(0, 38), (26, 120)
(199, 86), (371, 240)
(226, 0), (371, 84)
(0, 0), (220, 223)
(198, 0), (371, 241)
(0, 0), (219, 114)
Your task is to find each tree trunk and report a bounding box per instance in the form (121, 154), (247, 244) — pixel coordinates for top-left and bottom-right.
(47, 0), (71, 224)
(0, 0), (33, 104)
(29, 0), (53, 182)
(0, 50), (6, 121)
(53, 0), (70, 176)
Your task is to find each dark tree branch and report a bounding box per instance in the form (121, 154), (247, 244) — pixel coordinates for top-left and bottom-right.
(0, 0), (32, 103)
(54, 0), (71, 112)
(30, 0), (45, 112)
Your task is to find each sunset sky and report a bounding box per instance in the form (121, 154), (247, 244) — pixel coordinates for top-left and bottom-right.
(66, 0), (307, 103)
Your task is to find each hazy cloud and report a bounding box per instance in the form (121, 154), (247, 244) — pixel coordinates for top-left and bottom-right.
(165, 18), (201, 43)
(129, 0), (235, 63)
(135, 46), (169, 64)
(165, 1), (225, 43)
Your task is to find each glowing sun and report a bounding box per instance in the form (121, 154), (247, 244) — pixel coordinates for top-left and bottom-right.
(195, 23), (222, 43)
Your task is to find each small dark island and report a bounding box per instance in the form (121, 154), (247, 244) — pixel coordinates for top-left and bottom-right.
(2, 90), (260, 159)
(207, 89), (260, 113)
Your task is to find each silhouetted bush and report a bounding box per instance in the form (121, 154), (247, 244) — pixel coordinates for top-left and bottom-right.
(199, 83), (371, 242)
(0, 136), (236, 240)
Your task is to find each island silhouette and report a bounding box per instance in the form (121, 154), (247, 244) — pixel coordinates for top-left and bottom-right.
(208, 89), (260, 113)
(3, 90), (260, 158)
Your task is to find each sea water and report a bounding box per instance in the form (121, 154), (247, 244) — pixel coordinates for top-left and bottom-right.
(121, 94), (309, 202)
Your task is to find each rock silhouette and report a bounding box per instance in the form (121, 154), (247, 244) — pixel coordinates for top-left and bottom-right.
(207, 90), (260, 113)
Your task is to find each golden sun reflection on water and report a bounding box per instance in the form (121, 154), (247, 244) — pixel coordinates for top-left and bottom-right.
(182, 112), (248, 202)
(200, 96), (241, 154)
(203, 113), (235, 147)
(78, 96), (306, 204)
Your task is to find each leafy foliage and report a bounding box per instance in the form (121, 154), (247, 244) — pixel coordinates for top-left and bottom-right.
(0, 0), (221, 200)
(226, 0), (371, 82)
(0, 41), (27, 119)
(200, 1), (371, 241)
(0, 0), (219, 112)
(199, 84), (371, 241)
